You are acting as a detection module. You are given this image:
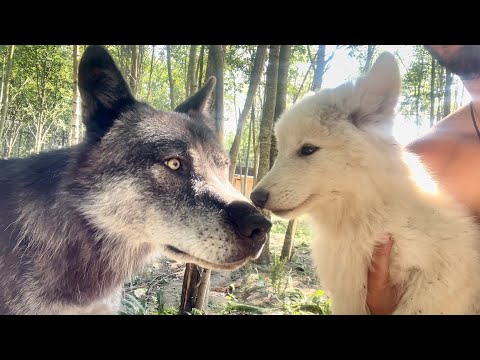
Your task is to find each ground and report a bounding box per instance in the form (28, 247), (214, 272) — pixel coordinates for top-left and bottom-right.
(121, 216), (332, 315)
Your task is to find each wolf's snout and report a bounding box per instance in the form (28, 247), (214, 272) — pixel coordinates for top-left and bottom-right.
(225, 202), (271, 245)
(250, 188), (269, 209)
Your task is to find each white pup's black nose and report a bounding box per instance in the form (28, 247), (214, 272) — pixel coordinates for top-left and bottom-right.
(250, 188), (269, 209)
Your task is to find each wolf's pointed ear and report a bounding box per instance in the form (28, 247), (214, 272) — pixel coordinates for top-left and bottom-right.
(175, 76), (216, 116)
(78, 45), (135, 141)
(349, 52), (401, 133)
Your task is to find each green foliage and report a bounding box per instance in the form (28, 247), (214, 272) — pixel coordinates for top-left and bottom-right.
(271, 254), (290, 299)
(120, 292), (147, 315)
(3, 45), (72, 156)
(270, 217), (313, 242)
(282, 289), (332, 315)
(221, 294), (267, 315)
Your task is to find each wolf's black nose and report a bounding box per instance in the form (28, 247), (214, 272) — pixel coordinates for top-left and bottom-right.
(225, 202), (272, 244)
(250, 188), (269, 209)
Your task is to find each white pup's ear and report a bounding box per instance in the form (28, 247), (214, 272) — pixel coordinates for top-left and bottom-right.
(348, 52), (401, 133)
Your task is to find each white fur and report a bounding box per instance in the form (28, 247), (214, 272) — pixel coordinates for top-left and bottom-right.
(256, 52), (480, 314)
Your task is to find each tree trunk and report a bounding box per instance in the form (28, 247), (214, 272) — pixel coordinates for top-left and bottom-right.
(15, 130), (23, 157)
(213, 45), (225, 144)
(197, 45), (205, 89)
(69, 45), (80, 146)
(166, 45), (175, 110)
(312, 45), (326, 91)
(138, 45), (145, 92)
(238, 151), (243, 193)
(430, 57), (436, 127)
(228, 45), (267, 180)
(179, 263), (201, 314)
(363, 45), (376, 74)
(437, 66), (445, 123)
(281, 219), (298, 260)
(130, 45), (138, 96)
(205, 46), (215, 81)
(255, 45), (281, 265)
(0, 45), (15, 141)
(242, 110), (253, 195)
(270, 45), (292, 167)
(0, 52), (6, 116)
(444, 69), (453, 118)
(146, 45), (155, 102)
(293, 54), (316, 104)
(187, 45), (197, 97)
(199, 46), (218, 132)
(252, 100), (258, 184)
(415, 56), (425, 128)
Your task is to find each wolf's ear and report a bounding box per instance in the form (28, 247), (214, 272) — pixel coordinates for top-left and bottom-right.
(78, 45), (135, 141)
(175, 76), (216, 116)
(349, 52), (400, 133)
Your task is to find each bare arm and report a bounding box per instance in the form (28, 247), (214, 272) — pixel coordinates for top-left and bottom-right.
(367, 235), (399, 314)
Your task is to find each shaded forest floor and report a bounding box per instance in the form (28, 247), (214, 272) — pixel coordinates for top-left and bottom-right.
(121, 216), (332, 315)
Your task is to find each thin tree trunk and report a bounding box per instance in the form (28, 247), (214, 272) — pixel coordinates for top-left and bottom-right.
(146, 45), (155, 102)
(444, 69), (453, 118)
(205, 46), (215, 81)
(15, 130), (23, 157)
(238, 151), (243, 193)
(228, 45), (267, 180)
(270, 45), (292, 167)
(213, 45), (224, 143)
(252, 100), (258, 184)
(430, 57), (436, 127)
(312, 45), (326, 91)
(0, 52), (6, 115)
(460, 84), (465, 107)
(293, 56), (316, 104)
(437, 66), (445, 122)
(130, 45), (138, 96)
(138, 45), (145, 92)
(179, 263), (201, 314)
(242, 113), (253, 196)
(70, 45), (80, 146)
(0, 45), (14, 141)
(281, 219), (298, 260)
(166, 45), (175, 110)
(187, 45), (197, 97)
(255, 45), (281, 265)
(194, 268), (211, 310)
(197, 45), (205, 89)
(453, 81), (459, 112)
(415, 56), (425, 128)
(363, 45), (376, 74)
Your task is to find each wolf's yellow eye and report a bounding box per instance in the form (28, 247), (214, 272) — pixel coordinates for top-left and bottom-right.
(165, 158), (181, 171)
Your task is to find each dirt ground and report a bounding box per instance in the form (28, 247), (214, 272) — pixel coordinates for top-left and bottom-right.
(121, 218), (331, 315)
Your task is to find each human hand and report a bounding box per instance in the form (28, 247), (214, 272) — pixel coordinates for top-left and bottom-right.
(366, 234), (399, 315)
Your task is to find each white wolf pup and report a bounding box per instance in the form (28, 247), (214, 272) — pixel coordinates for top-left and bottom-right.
(251, 52), (480, 315)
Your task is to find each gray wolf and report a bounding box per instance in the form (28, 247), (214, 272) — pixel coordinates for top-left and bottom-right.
(251, 52), (480, 315)
(0, 45), (271, 315)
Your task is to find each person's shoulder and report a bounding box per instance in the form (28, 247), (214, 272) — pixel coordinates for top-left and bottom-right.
(406, 105), (468, 158)
(405, 128), (459, 173)
(406, 132), (450, 154)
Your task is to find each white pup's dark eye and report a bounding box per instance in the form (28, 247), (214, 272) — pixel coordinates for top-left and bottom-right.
(299, 144), (320, 156)
(165, 158), (181, 171)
